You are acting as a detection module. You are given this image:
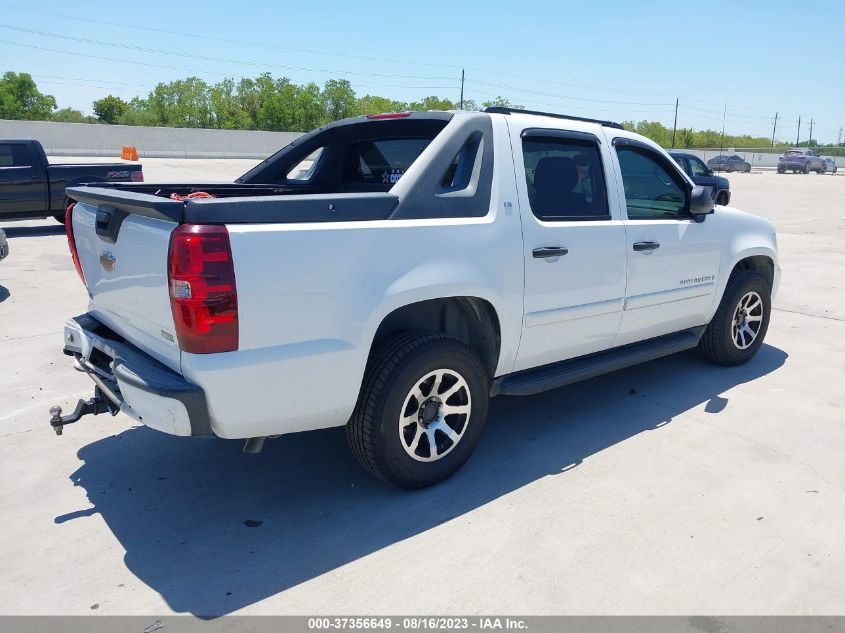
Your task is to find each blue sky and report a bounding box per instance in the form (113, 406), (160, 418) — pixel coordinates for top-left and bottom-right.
(1, 0), (843, 143)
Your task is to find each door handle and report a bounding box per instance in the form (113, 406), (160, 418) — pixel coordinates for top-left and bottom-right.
(633, 241), (660, 252)
(533, 246), (569, 258)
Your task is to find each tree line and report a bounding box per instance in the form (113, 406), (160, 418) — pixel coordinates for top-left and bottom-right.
(2, 70), (839, 152)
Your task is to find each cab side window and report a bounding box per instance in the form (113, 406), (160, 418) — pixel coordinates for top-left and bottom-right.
(522, 136), (609, 221)
(616, 145), (688, 220)
(0, 143), (32, 168)
(688, 156), (709, 177)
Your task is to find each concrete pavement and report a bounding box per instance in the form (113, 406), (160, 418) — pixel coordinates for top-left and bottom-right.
(0, 166), (843, 616)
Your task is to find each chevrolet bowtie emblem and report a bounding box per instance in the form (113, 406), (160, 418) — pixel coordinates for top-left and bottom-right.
(100, 251), (116, 272)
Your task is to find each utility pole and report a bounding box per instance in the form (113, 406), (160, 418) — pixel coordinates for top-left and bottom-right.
(719, 102), (726, 156)
(671, 98), (679, 148)
(838, 127), (843, 146)
(459, 69), (465, 110)
(796, 115), (801, 146)
(808, 118), (814, 144)
(771, 112), (778, 148)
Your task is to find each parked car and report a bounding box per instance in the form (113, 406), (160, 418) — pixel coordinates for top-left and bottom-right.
(52, 107), (779, 489)
(777, 148), (825, 174)
(707, 154), (751, 173)
(823, 158), (838, 174)
(0, 228), (7, 262)
(0, 139), (143, 223)
(669, 151), (731, 205)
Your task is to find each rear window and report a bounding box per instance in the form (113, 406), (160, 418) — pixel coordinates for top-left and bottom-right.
(785, 150), (803, 156)
(343, 138), (432, 186)
(0, 143), (32, 167)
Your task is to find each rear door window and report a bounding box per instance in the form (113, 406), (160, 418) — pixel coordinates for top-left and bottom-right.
(522, 136), (610, 221)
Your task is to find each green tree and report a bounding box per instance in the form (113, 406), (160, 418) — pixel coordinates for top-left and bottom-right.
(92, 95), (128, 124)
(118, 97), (159, 126)
(52, 107), (93, 123)
(0, 71), (56, 120)
(355, 94), (407, 116)
(147, 77), (214, 128)
(481, 96), (523, 109)
(408, 95), (456, 111)
(321, 79), (356, 123)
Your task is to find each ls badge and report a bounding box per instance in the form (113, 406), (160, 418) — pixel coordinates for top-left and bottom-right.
(100, 251), (116, 272)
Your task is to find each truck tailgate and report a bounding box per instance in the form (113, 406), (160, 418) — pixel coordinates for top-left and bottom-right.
(71, 201), (181, 372)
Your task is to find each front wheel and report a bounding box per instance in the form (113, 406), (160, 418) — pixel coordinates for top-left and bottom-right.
(699, 270), (771, 366)
(803, 163), (811, 174)
(347, 332), (490, 489)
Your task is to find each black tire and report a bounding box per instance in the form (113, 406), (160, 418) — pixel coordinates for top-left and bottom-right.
(347, 331), (490, 489)
(745, 164), (751, 173)
(53, 198), (74, 224)
(777, 167), (785, 174)
(727, 165), (734, 173)
(699, 270), (771, 366)
(803, 162), (811, 174)
(716, 191), (729, 206)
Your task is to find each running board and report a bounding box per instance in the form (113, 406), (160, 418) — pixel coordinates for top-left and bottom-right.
(491, 327), (705, 397)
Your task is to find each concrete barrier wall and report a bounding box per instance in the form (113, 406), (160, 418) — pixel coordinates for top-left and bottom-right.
(0, 119), (303, 159)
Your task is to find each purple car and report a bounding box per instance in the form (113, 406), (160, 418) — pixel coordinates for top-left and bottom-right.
(778, 148), (826, 174)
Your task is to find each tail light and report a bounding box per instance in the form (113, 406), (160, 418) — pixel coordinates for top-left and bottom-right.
(131, 170), (144, 182)
(168, 224), (238, 354)
(65, 202), (85, 285)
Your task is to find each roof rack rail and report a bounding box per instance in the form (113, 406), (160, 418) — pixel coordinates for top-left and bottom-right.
(482, 106), (624, 130)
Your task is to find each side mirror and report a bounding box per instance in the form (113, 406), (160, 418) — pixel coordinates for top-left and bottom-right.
(690, 185), (715, 220)
(706, 168), (715, 176)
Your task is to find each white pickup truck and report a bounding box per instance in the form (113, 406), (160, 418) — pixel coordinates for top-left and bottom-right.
(52, 107), (779, 488)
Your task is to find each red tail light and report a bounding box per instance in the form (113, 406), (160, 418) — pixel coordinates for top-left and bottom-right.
(168, 224), (238, 354)
(65, 202), (85, 285)
(131, 170), (144, 182)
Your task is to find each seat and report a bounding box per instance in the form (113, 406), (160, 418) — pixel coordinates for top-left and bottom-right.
(531, 156), (589, 218)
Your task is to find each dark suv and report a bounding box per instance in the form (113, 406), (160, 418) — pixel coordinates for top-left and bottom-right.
(707, 154), (751, 173)
(669, 151), (731, 206)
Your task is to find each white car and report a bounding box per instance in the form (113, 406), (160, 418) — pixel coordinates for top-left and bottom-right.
(53, 107), (780, 488)
(823, 158), (838, 174)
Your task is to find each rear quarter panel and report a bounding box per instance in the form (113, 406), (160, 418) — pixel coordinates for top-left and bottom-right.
(182, 121), (525, 438)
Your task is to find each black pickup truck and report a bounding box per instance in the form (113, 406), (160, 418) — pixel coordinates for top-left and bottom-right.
(0, 139), (143, 223)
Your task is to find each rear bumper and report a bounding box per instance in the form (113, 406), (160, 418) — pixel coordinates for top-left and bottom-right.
(63, 313), (213, 437)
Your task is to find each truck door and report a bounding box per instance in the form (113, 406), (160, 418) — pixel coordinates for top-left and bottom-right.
(0, 142), (46, 216)
(509, 124), (628, 372)
(608, 137), (722, 346)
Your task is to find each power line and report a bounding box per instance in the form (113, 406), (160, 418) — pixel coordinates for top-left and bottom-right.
(465, 78), (673, 107)
(0, 4), (691, 101)
(0, 25), (458, 81)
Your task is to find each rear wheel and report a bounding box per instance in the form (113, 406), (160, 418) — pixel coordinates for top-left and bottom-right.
(716, 191), (729, 206)
(803, 162), (811, 174)
(347, 332), (490, 489)
(52, 198), (73, 224)
(699, 270), (771, 366)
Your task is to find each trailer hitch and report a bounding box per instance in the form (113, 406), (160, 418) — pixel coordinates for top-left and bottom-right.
(49, 388), (118, 436)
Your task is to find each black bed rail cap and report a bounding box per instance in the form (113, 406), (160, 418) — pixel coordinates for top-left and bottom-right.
(482, 106), (624, 130)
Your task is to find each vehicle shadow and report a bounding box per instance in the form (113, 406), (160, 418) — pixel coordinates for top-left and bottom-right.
(2, 225), (65, 238)
(0, 285), (8, 304)
(61, 344), (787, 617)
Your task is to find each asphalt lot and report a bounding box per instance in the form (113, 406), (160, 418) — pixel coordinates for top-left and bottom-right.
(0, 163), (843, 616)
